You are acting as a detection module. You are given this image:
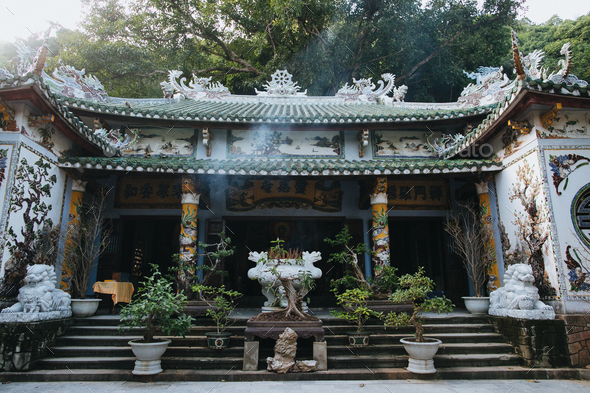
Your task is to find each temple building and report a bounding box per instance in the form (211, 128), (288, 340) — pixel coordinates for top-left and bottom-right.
(1, 31), (589, 319)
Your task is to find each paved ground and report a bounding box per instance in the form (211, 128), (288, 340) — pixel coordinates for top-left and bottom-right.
(2, 379), (589, 393)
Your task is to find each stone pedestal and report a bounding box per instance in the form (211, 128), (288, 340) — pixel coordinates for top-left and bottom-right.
(244, 320), (324, 342)
(0, 318), (73, 371)
(242, 341), (259, 371)
(313, 341), (327, 370)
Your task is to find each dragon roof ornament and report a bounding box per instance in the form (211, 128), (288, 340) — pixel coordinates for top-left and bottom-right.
(255, 69), (307, 96)
(94, 128), (139, 157)
(457, 66), (514, 108)
(336, 73), (398, 102)
(0, 42), (44, 80)
(512, 30), (587, 88)
(166, 70), (230, 100)
(426, 133), (467, 158)
(42, 63), (108, 102)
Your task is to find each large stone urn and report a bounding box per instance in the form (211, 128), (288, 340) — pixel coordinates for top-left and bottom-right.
(247, 251), (322, 312)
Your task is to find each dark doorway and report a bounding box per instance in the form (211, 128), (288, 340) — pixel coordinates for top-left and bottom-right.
(116, 216), (181, 288)
(389, 218), (467, 304)
(222, 217), (357, 307)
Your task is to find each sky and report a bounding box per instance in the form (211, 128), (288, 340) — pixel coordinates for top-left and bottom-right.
(1, 0), (590, 43)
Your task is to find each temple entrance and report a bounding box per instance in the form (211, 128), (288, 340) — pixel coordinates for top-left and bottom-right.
(116, 216), (180, 287)
(389, 217), (467, 304)
(221, 217), (362, 307)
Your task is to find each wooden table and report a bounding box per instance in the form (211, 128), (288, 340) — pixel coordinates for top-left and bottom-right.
(92, 282), (134, 313)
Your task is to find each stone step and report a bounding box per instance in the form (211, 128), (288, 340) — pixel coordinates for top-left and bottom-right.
(49, 341), (513, 359)
(327, 353), (521, 369)
(71, 313), (491, 327)
(64, 323), (497, 338)
(323, 332), (505, 345)
(2, 366), (588, 383)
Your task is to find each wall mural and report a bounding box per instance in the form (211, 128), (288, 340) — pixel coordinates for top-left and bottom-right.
(564, 245), (590, 292)
(373, 130), (441, 158)
(121, 128), (196, 157)
(227, 129), (344, 158)
(226, 179), (343, 212)
(537, 112), (590, 139)
(549, 154), (590, 195)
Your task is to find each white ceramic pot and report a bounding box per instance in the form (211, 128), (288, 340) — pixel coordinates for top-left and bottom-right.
(462, 296), (490, 315)
(128, 339), (171, 375)
(400, 337), (442, 374)
(70, 299), (101, 317)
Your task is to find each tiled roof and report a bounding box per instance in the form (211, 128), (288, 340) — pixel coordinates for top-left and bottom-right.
(444, 76), (590, 159)
(59, 95), (489, 125)
(0, 73), (116, 154)
(59, 156), (502, 176)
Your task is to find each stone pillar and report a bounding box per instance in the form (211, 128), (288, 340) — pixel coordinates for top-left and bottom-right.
(475, 181), (500, 292)
(243, 341), (259, 371)
(370, 177), (389, 277)
(179, 176), (200, 293)
(60, 180), (86, 292)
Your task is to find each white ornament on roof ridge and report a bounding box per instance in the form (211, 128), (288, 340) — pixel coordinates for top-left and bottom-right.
(255, 69), (307, 96)
(458, 66), (514, 108)
(425, 133), (466, 158)
(42, 62), (108, 102)
(167, 70), (230, 100)
(336, 73), (396, 102)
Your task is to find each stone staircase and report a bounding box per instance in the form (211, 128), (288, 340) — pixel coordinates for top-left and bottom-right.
(23, 310), (526, 379)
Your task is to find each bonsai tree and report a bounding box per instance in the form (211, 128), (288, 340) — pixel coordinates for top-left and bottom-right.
(383, 267), (454, 342)
(0, 158), (57, 298)
(172, 232), (234, 299)
(119, 264), (193, 343)
(330, 288), (383, 333)
(444, 202), (494, 297)
(325, 225), (399, 298)
(192, 284), (242, 334)
(63, 188), (112, 299)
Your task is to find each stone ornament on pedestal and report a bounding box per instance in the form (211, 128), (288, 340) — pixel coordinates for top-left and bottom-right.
(489, 264), (555, 320)
(0, 265), (71, 322)
(266, 327), (317, 373)
(247, 251), (322, 312)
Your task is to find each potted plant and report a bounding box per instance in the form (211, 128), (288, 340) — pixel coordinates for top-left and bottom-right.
(172, 232), (234, 315)
(330, 288), (383, 347)
(383, 267), (454, 374)
(119, 264), (193, 375)
(444, 202), (494, 314)
(325, 226), (406, 313)
(64, 187), (111, 317)
(192, 284), (242, 349)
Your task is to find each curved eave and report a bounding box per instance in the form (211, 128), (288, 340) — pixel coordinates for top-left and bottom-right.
(59, 157), (503, 177)
(445, 77), (590, 159)
(0, 73), (118, 156)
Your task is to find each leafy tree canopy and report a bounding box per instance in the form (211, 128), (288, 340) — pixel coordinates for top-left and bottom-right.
(3, 0), (544, 101)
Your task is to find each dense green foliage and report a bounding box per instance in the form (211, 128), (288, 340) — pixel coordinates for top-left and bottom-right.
(3, 2), (589, 102)
(330, 287), (383, 333)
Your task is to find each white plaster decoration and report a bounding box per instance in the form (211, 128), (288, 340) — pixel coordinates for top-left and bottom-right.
(247, 251), (322, 310)
(370, 192), (387, 205)
(166, 70), (230, 100)
(458, 66), (514, 108)
(255, 70), (307, 97)
(336, 73), (395, 102)
(94, 128), (139, 156)
(71, 180), (87, 193)
(181, 192), (200, 205)
(475, 181), (489, 195)
(0, 265), (71, 322)
(489, 264), (555, 320)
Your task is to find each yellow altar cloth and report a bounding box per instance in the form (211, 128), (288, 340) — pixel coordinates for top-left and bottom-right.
(92, 282), (134, 305)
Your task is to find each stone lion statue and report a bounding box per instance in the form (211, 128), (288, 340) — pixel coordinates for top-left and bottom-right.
(0, 265), (71, 321)
(489, 263), (554, 320)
